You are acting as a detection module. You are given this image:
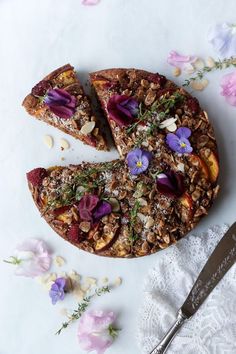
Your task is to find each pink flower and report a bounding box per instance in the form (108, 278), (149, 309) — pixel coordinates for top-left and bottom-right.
(5, 239), (52, 277)
(167, 50), (197, 73)
(78, 310), (118, 354)
(82, 0), (100, 5)
(220, 71), (236, 106)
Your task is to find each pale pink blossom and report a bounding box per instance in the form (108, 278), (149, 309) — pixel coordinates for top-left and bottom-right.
(13, 238), (51, 277)
(77, 310), (117, 354)
(82, 0), (100, 5)
(220, 71), (236, 106)
(167, 50), (197, 73)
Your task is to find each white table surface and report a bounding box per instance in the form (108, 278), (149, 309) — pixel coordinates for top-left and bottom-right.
(0, 1), (236, 353)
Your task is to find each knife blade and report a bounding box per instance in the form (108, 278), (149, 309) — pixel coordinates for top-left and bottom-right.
(150, 222), (236, 354)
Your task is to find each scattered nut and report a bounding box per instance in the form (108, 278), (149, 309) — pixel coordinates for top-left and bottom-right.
(172, 67), (181, 77)
(190, 79), (208, 91)
(54, 256), (65, 267)
(80, 121), (96, 135)
(60, 138), (70, 150)
(194, 58), (205, 70)
(43, 135), (54, 149)
(114, 277), (122, 287)
(206, 56), (215, 68)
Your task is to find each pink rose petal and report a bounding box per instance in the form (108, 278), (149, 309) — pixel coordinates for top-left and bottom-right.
(220, 71), (236, 106)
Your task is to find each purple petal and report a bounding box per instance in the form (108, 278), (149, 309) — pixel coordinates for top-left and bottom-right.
(93, 201), (112, 220)
(166, 133), (180, 152)
(44, 88), (76, 119)
(55, 277), (66, 289)
(107, 95), (138, 127)
(156, 171), (185, 198)
(49, 105), (75, 119)
(176, 127), (191, 139)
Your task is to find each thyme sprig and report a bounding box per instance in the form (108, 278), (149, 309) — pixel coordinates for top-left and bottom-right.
(128, 200), (141, 245)
(126, 91), (184, 136)
(55, 286), (110, 335)
(44, 161), (121, 213)
(183, 56), (236, 87)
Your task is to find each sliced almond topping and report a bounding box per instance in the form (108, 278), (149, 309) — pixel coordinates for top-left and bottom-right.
(167, 123), (177, 132)
(108, 198), (120, 212)
(177, 163), (185, 172)
(60, 138), (70, 150)
(145, 216), (155, 228)
(159, 118), (177, 129)
(80, 121), (96, 135)
(54, 256), (65, 267)
(137, 198), (148, 206)
(137, 212), (147, 223)
(203, 111), (209, 121)
(172, 67), (181, 77)
(43, 135), (53, 149)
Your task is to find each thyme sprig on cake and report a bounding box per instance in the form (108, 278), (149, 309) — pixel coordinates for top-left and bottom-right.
(44, 161), (121, 212)
(56, 286), (110, 335)
(128, 200), (141, 245)
(126, 91), (184, 135)
(183, 57), (236, 87)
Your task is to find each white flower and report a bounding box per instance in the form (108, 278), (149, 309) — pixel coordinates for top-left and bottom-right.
(208, 23), (236, 58)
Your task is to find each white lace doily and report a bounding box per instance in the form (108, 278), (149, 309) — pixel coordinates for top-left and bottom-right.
(137, 225), (236, 354)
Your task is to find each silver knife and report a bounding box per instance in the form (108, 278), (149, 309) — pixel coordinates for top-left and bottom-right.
(150, 222), (236, 354)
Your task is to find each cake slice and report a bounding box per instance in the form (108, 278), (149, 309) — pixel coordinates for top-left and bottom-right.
(22, 64), (107, 150)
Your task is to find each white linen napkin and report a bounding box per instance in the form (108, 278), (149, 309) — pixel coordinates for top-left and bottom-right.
(137, 225), (236, 354)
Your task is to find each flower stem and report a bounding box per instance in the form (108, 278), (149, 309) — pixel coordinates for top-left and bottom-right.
(183, 56), (236, 87)
(3, 256), (21, 265)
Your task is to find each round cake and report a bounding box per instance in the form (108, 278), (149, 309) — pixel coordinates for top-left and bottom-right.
(26, 67), (220, 258)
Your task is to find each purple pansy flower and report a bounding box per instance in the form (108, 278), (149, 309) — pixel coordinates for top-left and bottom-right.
(78, 195), (112, 222)
(208, 23), (236, 58)
(49, 277), (67, 305)
(156, 171), (185, 198)
(43, 88), (76, 119)
(126, 148), (152, 175)
(166, 127), (193, 154)
(107, 95), (138, 127)
(93, 201), (112, 221)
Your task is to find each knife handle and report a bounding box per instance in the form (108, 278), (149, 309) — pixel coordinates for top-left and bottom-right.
(149, 309), (188, 354)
